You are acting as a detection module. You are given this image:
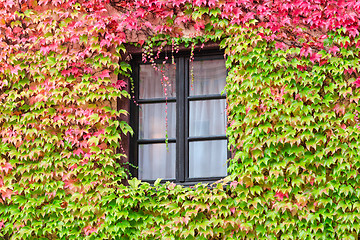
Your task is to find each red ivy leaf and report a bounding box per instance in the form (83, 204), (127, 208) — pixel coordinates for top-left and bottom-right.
(353, 77), (360, 88)
(113, 80), (127, 89)
(300, 47), (312, 57)
(275, 42), (287, 50)
(309, 53), (321, 63)
(274, 191), (288, 201)
(74, 148), (84, 157)
(98, 70), (111, 79)
(328, 45), (339, 54)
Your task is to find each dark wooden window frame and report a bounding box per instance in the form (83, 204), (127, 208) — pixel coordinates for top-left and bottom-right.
(129, 49), (229, 184)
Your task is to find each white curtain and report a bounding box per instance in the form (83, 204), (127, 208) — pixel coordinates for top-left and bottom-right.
(189, 59), (227, 178)
(139, 143), (176, 180)
(189, 99), (226, 137)
(139, 103), (176, 139)
(138, 64), (176, 180)
(139, 64), (176, 99)
(190, 59), (227, 96)
(189, 140), (227, 178)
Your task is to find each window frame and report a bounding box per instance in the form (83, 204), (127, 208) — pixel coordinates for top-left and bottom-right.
(129, 49), (229, 184)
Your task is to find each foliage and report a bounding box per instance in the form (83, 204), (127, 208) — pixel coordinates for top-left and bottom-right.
(225, 24), (360, 239)
(1, 0), (360, 239)
(0, 1), (131, 238)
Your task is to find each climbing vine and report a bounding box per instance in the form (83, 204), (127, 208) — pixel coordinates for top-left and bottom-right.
(1, 0), (360, 239)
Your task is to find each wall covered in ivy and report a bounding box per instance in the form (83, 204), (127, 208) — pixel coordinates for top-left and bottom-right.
(1, 0), (360, 239)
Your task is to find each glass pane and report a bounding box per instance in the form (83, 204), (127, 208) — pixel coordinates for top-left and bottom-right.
(139, 64), (176, 99)
(139, 102), (176, 139)
(189, 140), (227, 178)
(189, 99), (226, 137)
(139, 143), (176, 180)
(190, 59), (226, 96)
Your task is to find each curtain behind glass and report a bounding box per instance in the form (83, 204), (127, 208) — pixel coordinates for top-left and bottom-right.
(139, 143), (176, 180)
(189, 140), (227, 178)
(139, 103), (176, 139)
(138, 63), (176, 181)
(189, 99), (226, 137)
(139, 64), (176, 99)
(190, 59), (226, 96)
(188, 58), (227, 178)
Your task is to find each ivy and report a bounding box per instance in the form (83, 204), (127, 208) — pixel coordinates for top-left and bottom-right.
(1, 0), (360, 239)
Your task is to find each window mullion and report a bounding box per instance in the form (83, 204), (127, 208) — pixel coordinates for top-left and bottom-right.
(184, 58), (189, 181)
(176, 57), (186, 182)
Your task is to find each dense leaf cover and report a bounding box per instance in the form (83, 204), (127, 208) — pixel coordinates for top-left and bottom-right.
(1, 0), (360, 239)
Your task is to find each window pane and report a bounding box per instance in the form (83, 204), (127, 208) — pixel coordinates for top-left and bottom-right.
(139, 102), (176, 139)
(139, 143), (176, 180)
(189, 99), (226, 137)
(190, 59), (226, 96)
(139, 64), (176, 99)
(189, 140), (227, 178)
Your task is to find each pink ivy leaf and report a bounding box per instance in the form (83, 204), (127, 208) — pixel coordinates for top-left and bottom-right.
(69, 164), (77, 170)
(309, 178), (315, 186)
(100, 39), (111, 48)
(98, 70), (111, 79)
(348, 27), (359, 38)
(73, 148), (84, 156)
(208, 0), (217, 7)
(274, 191), (288, 201)
(230, 181), (238, 188)
(84, 67), (93, 74)
(10, 65), (21, 75)
(4, 0), (15, 8)
(242, 12), (255, 23)
(80, 158), (89, 166)
(84, 152), (93, 158)
(83, 226), (98, 236)
(61, 69), (71, 77)
(353, 77), (360, 88)
(300, 47), (312, 57)
(194, 0), (206, 6)
(328, 45), (339, 54)
(319, 59), (328, 66)
(309, 53), (321, 63)
(356, 40), (360, 49)
(194, 21), (205, 31)
(1, 189), (13, 201)
(45, 191), (56, 199)
(13, 27), (22, 34)
(113, 80), (127, 89)
(275, 42), (287, 50)
(230, 207), (236, 214)
(167, 182), (176, 190)
(53, 115), (62, 122)
(2, 163), (13, 174)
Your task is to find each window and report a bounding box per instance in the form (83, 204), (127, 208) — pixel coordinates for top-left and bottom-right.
(130, 50), (228, 184)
